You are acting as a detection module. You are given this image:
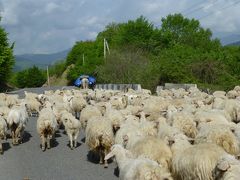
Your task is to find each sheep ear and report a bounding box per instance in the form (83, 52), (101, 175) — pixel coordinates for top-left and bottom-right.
(145, 113), (150, 118)
(230, 127), (235, 133)
(168, 139), (175, 146)
(217, 161), (230, 171)
(236, 154), (240, 160)
(68, 97), (73, 102)
(104, 151), (114, 161)
(135, 114), (141, 118)
(188, 138), (195, 145)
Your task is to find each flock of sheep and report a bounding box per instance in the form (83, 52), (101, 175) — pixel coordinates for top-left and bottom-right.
(1, 85), (240, 180)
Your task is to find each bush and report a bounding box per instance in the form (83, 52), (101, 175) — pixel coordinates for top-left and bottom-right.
(15, 66), (46, 88)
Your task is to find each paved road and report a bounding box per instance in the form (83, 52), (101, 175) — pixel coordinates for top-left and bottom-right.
(1, 87), (119, 180)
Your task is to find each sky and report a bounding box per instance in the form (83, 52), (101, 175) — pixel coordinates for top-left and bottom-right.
(1, 0), (240, 55)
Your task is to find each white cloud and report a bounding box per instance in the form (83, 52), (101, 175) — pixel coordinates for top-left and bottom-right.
(45, 2), (59, 13)
(1, 0), (240, 54)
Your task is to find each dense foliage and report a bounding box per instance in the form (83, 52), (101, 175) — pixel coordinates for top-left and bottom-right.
(41, 14), (240, 91)
(14, 66), (46, 88)
(0, 18), (15, 89)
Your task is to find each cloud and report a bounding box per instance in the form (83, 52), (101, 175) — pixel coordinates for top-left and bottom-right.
(1, 0), (240, 54)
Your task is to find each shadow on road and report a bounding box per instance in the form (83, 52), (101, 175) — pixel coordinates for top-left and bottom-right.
(87, 151), (100, 164)
(55, 132), (62, 138)
(81, 137), (85, 143)
(52, 138), (59, 148)
(22, 131), (32, 144)
(114, 167), (119, 177)
(67, 142), (82, 149)
(2, 142), (11, 153)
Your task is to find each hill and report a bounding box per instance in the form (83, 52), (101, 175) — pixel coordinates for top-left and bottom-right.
(14, 49), (70, 71)
(226, 41), (240, 46)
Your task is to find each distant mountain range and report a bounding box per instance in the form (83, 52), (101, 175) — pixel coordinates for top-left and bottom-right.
(226, 41), (240, 46)
(14, 49), (71, 72)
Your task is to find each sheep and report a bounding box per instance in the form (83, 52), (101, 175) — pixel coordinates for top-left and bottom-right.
(61, 111), (81, 149)
(115, 122), (145, 149)
(80, 105), (102, 130)
(224, 99), (240, 123)
(194, 110), (230, 128)
(0, 106), (10, 120)
(109, 96), (127, 110)
(81, 77), (89, 89)
(25, 98), (41, 117)
(213, 91), (226, 98)
(6, 94), (19, 108)
(130, 137), (172, 170)
(7, 101), (28, 145)
(195, 124), (240, 155)
(171, 111), (198, 138)
(226, 90), (239, 99)
(52, 102), (66, 126)
(0, 115), (7, 154)
(64, 94), (87, 119)
(85, 116), (114, 168)
(104, 144), (173, 180)
(213, 154), (240, 180)
(172, 143), (227, 180)
(37, 105), (58, 151)
(104, 102), (124, 134)
(137, 111), (158, 137)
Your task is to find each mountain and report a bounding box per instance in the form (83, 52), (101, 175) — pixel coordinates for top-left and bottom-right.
(14, 49), (71, 72)
(226, 41), (240, 46)
(221, 34), (240, 45)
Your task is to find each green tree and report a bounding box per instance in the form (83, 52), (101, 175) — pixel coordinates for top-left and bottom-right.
(15, 66), (46, 88)
(158, 14), (221, 51)
(0, 17), (15, 88)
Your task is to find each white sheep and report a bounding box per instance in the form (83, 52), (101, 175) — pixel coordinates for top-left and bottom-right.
(104, 144), (173, 180)
(0, 115), (7, 154)
(85, 116), (114, 168)
(80, 105), (102, 130)
(7, 101), (28, 145)
(171, 111), (198, 138)
(64, 94), (87, 119)
(6, 94), (19, 108)
(37, 105), (58, 151)
(213, 154), (240, 180)
(130, 136), (172, 170)
(172, 143), (227, 180)
(61, 111), (81, 149)
(195, 124), (240, 155)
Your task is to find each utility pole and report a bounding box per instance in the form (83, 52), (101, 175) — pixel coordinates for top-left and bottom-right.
(47, 65), (50, 87)
(104, 38), (110, 59)
(104, 38), (106, 59)
(83, 53), (85, 66)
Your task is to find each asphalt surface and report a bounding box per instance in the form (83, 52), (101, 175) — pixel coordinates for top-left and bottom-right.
(1, 87), (119, 180)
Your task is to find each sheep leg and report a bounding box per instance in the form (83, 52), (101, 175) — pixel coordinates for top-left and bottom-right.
(15, 126), (23, 145)
(41, 136), (46, 151)
(74, 131), (79, 148)
(18, 128), (24, 144)
(47, 136), (51, 149)
(104, 149), (108, 168)
(69, 133), (73, 150)
(99, 149), (104, 164)
(11, 130), (16, 145)
(0, 139), (2, 154)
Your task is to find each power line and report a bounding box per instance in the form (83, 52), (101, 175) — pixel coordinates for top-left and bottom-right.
(180, 0), (205, 14)
(184, 0), (219, 16)
(199, 0), (240, 20)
